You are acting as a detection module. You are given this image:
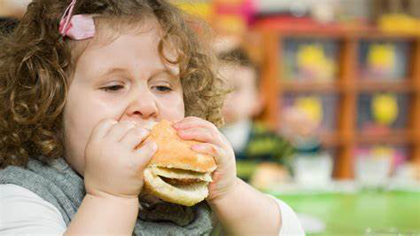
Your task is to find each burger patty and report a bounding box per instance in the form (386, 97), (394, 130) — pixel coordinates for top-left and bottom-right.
(160, 176), (205, 186)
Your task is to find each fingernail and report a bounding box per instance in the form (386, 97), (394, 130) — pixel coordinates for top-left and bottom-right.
(138, 129), (149, 137)
(149, 141), (158, 151)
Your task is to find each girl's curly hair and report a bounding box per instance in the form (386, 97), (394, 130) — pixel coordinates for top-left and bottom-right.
(0, 0), (227, 169)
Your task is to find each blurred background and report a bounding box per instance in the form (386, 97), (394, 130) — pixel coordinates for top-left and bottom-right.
(1, 0), (419, 235)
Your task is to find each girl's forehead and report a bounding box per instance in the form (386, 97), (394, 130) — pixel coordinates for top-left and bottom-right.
(69, 17), (179, 75)
(69, 17), (160, 56)
(86, 18), (178, 60)
(71, 24), (180, 80)
(91, 17), (162, 45)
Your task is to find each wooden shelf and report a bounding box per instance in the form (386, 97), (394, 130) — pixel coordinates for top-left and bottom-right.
(258, 27), (420, 179)
(279, 80), (414, 93)
(356, 130), (414, 145)
(357, 80), (414, 92)
(255, 21), (420, 40)
(280, 81), (339, 93)
(320, 132), (342, 147)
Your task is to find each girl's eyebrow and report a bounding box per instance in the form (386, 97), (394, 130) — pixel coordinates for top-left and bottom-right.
(150, 68), (180, 80)
(96, 67), (179, 81)
(97, 67), (129, 78)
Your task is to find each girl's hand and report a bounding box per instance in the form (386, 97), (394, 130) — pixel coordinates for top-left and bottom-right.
(84, 119), (157, 199)
(173, 117), (237, 202)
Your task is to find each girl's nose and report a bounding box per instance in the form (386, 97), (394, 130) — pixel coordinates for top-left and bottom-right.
(125, 90), (158, 120)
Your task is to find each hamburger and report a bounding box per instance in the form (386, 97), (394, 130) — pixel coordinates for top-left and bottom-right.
(143, 120), (217, 206)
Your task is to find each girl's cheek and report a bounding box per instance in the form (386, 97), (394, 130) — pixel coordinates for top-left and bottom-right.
(91, 94), (128, 114)
(160, 94), (185, 117)
(157, 91), (183, 105)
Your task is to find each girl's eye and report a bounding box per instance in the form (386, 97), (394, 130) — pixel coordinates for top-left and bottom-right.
(101, 85), (124, 92)
(153, 85), (172, 92)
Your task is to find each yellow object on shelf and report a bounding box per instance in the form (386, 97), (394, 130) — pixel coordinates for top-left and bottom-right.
(297, 44), (336, 81)
(213, 0), (245, 4)
(367, 44), (396, 70)
(171, 0), (214, 21)
(372, 93), (398, 126)
(371, 146), (395, 160)
(295, 96), (323, 126)
(379, 14), (420, 35)
(214, 15), (247, 34)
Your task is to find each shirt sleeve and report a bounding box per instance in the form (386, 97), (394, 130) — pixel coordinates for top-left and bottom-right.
(266, 194), (305, 236)
(0, 184), (67, 235)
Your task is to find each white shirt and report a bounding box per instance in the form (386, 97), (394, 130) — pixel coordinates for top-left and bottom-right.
(220, 119), (253, 152)
(0, 185), (67, 235)
(0, 184), (304, 235)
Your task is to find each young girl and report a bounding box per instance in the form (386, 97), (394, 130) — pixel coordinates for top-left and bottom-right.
(0, 0), (304, 235)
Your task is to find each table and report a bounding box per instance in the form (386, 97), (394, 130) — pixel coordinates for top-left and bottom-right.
(271, 187), (420, 235)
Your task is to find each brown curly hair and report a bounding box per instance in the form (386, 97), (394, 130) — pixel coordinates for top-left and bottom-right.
(0, 0), (227, 169)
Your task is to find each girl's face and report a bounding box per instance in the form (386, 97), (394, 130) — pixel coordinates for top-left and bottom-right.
(63, 23), (185, 176)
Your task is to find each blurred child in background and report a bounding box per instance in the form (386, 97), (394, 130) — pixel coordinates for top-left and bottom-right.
(218, 43), (321, 189)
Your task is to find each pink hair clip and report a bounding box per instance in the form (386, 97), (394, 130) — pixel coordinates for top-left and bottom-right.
(59, 0), (95, 40)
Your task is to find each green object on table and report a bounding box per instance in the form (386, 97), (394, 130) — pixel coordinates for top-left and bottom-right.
(273, 190), (420, 235)
(236, 161), (257, 179)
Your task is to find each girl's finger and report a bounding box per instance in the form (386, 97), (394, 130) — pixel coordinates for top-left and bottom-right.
(89, 118), (118, 141)
(177, 127), (224, 147)
(106, 121), (137, 142)
(191, 143), (227, 165)
(134, 141), (158, 167)
(120, 127), (150, 150)
(173, 116), (218, 132)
